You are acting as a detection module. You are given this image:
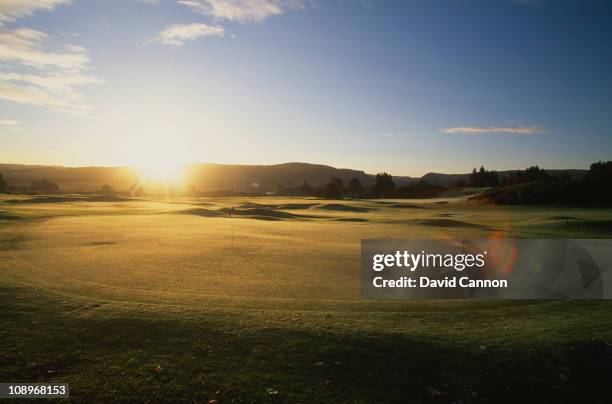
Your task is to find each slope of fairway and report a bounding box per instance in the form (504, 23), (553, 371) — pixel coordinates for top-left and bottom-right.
(1, 196), (498, 307)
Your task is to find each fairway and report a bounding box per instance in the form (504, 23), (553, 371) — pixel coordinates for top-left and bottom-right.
(1, 195), (611, 402)
(4, 195), (612, 306)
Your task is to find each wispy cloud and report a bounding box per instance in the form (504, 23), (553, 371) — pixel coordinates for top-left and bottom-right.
(0, 119), (22, 132)
(0, 28), (90, 71)
(0, 0), (71, 24)
(0, 27), (102, 113)
(154, 23), (224, 46)
(442, 126), (545, 135)
(178, 0), (305, 23)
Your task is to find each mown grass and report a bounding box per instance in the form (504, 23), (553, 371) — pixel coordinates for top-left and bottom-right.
(1, 195), (611, 402)
(1, 284), (611, 403)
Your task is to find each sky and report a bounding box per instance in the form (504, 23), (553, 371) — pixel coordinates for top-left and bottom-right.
(0, 0), (611, 176)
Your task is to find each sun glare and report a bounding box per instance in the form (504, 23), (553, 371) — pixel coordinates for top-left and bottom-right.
(139, 160), (187, 184)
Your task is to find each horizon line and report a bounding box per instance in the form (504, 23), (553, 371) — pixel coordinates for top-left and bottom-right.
(0, 160), (593, 178)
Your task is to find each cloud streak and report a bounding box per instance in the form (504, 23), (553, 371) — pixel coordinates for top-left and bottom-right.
(442, 126), (545, 135)
(0, 27), (102, 113)
(0, 118), (22, 132)
(155, 23), (224, 46)
(178, 0), (304, 23)
(0, 0), (71, 24)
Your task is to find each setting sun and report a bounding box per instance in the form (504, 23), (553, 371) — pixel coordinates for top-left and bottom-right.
(139, 160), (186, 183)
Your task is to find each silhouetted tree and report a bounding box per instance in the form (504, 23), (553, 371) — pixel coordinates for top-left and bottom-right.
(323, 177), (343, 199)
(470, 166), (499, 187)
(504, 165), (551, 186)
(475, 161), (612, 205)
(300, 181), (314, 195)
(348, 177), (363, 197)
(30, 178), (59, 194)
(0, 173), (7, 193)
(99, 184), (114, 196)
(372, 172), (395, 197)
(585, 161), (612, 181)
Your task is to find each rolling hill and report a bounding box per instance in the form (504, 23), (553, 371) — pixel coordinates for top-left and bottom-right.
(0, 162), (587, 194)
(0, 162), (414, 193)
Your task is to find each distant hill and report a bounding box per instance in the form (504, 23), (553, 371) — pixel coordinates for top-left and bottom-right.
(184, 162), (387, 193)
(421, 169), (587, 187)
(0, 164), (140, 193)
(0, 162), (587, 194)
(0, 162), (415, 193)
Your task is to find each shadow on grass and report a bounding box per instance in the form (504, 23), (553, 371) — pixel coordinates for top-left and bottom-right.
(172, 208), (225, 217)
(412, 218), (490, 229)
(332, 217), (369, 222)
(313, 204), (373, 213)
(0, 284), (610, 403)
(0, 212), (24, 221)
(5, 196), (135, 204)
(388, 203), (427, 209)
(172, 207), (324, 221)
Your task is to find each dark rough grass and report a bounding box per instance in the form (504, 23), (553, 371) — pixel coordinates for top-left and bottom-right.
(519, 219), (612, 237)
(0, 212), (23, 221)
(275, 203), (320, 210)
(1, 284), (611, 403)
(388, 203), (426, 209)
(333, 217), (369, 222)
(413, 218), (490, 229)
(314, 204), (372, 212)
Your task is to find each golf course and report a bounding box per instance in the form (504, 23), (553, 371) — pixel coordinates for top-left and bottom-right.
(1, 194), (611, 402)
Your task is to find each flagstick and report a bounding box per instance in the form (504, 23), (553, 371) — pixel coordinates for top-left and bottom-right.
(231, 203), (235, 250)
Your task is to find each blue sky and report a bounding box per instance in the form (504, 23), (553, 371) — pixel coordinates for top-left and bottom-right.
(0, 0), (611, 176)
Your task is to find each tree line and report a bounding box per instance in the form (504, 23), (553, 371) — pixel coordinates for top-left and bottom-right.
(474, 161), (612, 205)
(0, 177), (61, 194)
(1, 161), (610, 199)
(0, 175), (117, 195)
(469, 164), (592, 188)
(280, 172), (446, 199)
